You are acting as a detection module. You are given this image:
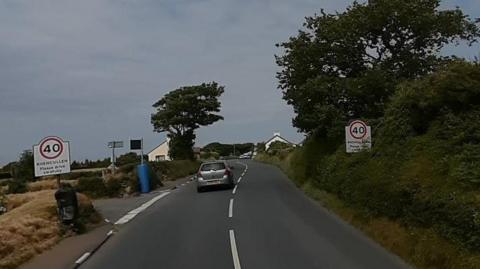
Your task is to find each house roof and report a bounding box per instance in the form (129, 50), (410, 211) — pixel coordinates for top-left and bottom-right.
(147, 140), (167, 155)
(265, 134), (293, 145)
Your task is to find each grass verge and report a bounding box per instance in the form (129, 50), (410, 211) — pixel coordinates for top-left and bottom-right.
(257, 153), (480, 269)
(0, 190), (101, 269)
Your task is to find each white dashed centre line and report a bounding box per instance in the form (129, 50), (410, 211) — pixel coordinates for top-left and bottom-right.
(229, 230), (242, 269)
(232, 185), (238, 194)
(228, 198), (234, 218)
(238, 177), (242, 183)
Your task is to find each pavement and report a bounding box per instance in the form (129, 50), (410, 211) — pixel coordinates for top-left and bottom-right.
(76, 160), (413, 269)
(19, 175), (194, 269)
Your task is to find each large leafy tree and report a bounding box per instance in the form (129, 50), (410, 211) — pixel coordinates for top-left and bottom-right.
(151, 82), (224, 160)
(276, 0), (479, 137)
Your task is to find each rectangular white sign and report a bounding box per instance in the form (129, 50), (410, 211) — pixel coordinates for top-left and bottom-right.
(33, 137), (71, 177)
(345, 121), (372, 153)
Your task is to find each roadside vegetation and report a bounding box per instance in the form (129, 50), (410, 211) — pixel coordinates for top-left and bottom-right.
(0, 149), (200, 268)
(0, 190), (101, 269)
(269, 1), (480, 268)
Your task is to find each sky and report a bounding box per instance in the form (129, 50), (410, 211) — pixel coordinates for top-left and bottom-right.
(0, 0), (479, 164)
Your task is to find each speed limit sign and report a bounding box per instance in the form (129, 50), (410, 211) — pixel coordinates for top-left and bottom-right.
(345, 120), (371, 153)
(33, 136), (71, 177)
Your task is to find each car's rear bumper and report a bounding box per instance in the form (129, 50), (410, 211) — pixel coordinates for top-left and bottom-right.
(197, 177), (232, 187)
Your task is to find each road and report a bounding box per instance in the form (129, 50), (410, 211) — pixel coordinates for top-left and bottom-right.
(82, 160), (411, 269)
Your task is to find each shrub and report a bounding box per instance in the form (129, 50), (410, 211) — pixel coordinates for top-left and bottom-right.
(6, 180), (27, 194)
(76, 177), (107, 198)
(0, 172), (11, 180)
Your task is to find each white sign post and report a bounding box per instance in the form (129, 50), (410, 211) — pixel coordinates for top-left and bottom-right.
(345, 120), (372, 153)
(33, 136), (71, 177)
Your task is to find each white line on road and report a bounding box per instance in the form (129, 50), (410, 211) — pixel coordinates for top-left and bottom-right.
(115, 192), (170, 225)
(228, 199), (234, 218)
(232, 185), (238, 194)
(229, 230), (242, 269)
(75, 252), (91, 265)
(238, 177), (242, 183)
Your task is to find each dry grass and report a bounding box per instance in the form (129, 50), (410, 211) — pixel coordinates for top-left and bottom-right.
(27, 179), (78, 192)
(0, 190), (92, 269)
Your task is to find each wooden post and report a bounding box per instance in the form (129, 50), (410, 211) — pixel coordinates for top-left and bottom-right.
(57, 174), (61, 189)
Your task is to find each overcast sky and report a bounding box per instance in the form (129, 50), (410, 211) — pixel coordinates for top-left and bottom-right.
(0, 0), (478, 164)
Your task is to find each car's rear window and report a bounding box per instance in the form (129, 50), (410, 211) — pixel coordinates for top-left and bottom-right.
(200, 163), (226, 171)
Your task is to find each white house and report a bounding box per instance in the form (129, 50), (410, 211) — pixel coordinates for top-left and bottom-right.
(265, 132), (295, 151)
(148, 139), (171, 162)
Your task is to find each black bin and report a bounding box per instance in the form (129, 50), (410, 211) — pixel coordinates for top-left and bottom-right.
(54, 188), (78, 224)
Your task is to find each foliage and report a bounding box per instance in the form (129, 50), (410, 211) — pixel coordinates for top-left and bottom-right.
(6, 179), (28, 194)
(203, 142), (254, 156)
(264, 62), (480, 268)
(0, 172), (11, 180)
(149, 160), (200, 181)
(151, 82), (224, 160)
(266, 141), (294, 155)
(276, 0), (479, 136)
(76, 177), (108, 198)
(71, 158), (110, 170)
(115, 152), (142, 166)
(11, 151), (34, 181)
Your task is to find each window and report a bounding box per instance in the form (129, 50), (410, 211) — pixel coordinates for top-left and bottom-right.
(155, 155), (165, 161)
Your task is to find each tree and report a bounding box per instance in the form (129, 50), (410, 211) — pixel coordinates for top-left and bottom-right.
(151, 82), (224, 160)
(276, 0), (479, 137)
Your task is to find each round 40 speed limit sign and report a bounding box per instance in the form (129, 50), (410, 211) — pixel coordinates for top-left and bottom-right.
(345, 120), (372, 153)
(33, 136), (71, 177)
(349, 120), (368, 139)
(39, 137), (64, 159)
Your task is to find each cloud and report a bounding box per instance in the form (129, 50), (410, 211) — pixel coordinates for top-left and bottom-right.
(0, 0), (477, 164)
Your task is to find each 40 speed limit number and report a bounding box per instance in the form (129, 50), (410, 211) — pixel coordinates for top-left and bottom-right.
(33, 136), (71, 177)
(345, 120), (371, 153)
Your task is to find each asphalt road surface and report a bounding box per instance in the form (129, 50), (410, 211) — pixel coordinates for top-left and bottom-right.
(82, 160), (411, 269)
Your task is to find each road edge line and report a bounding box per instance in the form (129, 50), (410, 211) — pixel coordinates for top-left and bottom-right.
(73, 229), (115, 268)
(114, 192), (170, 225)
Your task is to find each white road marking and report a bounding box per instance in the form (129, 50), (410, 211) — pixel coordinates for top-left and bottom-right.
(228, 199), (234, 218)
(229, 230), (242, 269)
(181, 183), (186, 186)
(115, 192), (170, 225)
(75, 252), (91, 265)
(238, 177), (242, 183)
(232, 185), (238, 194)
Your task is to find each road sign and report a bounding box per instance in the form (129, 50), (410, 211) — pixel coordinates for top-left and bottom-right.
(108, 141), (124, 148)
(33, 136), (71, 177)
(345, 120), (371, 153)
(130, 139), (142, 150)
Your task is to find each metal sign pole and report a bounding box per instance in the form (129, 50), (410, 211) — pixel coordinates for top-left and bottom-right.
(112, 146), (115, 175)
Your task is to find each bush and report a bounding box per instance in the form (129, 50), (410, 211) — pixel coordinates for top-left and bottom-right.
(66, 171), (102, 180)
(262, 62), (480, 267)
(0, 172), (11, 180)
(6, 180), (27, 194)
(76, 177), (107, 198)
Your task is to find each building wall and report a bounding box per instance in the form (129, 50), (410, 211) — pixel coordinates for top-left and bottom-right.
(265, 136), (291, 150)
(148, 142), (171, 161)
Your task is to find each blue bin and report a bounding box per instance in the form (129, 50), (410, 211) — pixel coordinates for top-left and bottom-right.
(137, 164), (150, 193)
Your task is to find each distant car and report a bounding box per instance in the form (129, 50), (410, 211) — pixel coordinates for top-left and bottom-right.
(196, 161), (235, 192)
(239, 155), (251, 159)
